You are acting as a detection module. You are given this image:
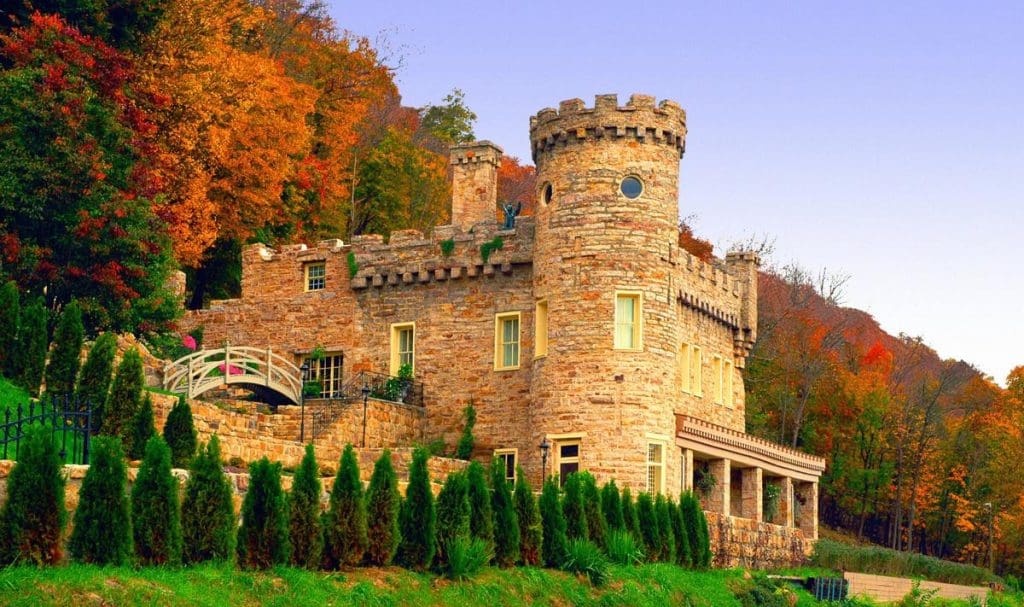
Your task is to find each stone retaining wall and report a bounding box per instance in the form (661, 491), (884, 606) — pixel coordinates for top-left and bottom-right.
(706, 511), (812, 569)
(844, 572), (989, 604)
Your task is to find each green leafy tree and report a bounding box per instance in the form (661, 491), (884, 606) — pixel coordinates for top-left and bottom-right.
(76, 333), (116, 429)
(104, 348), (143, 441)
(434, 470), (470, 569)
(397, 448), (435, 570)
(365, 449), (400, 566)
(163, 395), (197, 468)
(466, 460), (494, 547)
(622, 487), (640, 539)
(0, 281), (19, 376)
(128, 393), (156, 460)
(420, 88), (477, 146)
(236, 457), (290, 569)
(455, 403), (476, 460)
(601, 480), (624, 531)
(289, 443), (323, 569)
(562, 472), (587, 541)
(181, 436), (235, 563)
(581, 472), (606, 549)
(0, 428), (65, 565)
(13, 300), (47, 396)
(636, 492), (659, 561)
(670, 500), (692, 567)
(490, 458), (520, 567)
(655, 494), (676, 563)
(539, 475), (568, 568)
(323, 444), (366, 568)
(69, 437), (132, 565)
(44, 300), (83, 398)
(0, 15), (178, 335)
(131, 435), (182, 565)
(513, 467), (543, 566)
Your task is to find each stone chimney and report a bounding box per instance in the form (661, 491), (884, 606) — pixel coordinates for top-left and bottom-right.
(450, 140), (502, 230)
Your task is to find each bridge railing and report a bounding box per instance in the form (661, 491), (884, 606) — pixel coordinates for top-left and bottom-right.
(163, 345), (303, 404)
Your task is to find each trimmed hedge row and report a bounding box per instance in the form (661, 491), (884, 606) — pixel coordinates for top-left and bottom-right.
(811, 538), (999, 587)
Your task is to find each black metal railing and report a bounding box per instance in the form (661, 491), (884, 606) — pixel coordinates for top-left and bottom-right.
(1, 394), (92, 465)
(305, 370), (424, 441)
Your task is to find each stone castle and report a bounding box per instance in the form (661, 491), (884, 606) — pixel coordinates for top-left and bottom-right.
(182, 93), (825, 560)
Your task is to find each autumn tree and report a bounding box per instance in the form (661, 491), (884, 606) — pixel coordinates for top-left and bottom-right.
(497, 156), (537, 217)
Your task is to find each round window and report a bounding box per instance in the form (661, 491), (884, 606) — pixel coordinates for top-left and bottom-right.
(541, 182), (553, 206)
(620, 176), (643, 199)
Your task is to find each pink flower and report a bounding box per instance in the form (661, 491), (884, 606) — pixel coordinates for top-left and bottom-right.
(182, 335), (197, 351)
(218, 363), (243, 375)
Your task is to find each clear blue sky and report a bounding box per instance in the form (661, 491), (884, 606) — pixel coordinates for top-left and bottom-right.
(331, 1), (1023, 384)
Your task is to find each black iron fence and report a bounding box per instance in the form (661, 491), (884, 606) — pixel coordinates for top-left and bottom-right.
(1, 394), (92, 465)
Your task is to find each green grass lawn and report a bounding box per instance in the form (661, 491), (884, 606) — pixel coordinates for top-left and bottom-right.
(0, 374), (30, 415)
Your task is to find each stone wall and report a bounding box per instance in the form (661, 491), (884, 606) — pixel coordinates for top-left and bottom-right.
(844, 572), (989, 604)
(706, 511), (812, 570)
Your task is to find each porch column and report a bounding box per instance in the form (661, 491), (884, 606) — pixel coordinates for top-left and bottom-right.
(774, 476), (794, 528)
(681, 448), (694, 493)
(796, 481), (818, 540)
(741, 467), (763, 522)
(706, 458), (731, 516)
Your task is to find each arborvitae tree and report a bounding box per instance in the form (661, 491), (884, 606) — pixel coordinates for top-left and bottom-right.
(397, 448), (435, 569)
(236, 457), (290, 569)
(131, 435), (182, 565)
(434, 470), (470, 569)
(539, 475), (568, 568)
(670, 499), (692, 567)
(163, 395), (197, 468)
(636, 492), (659, 561)
(513, 467), (543, 566)
(289, 443), (323, 569)
(466, 460), (493, 547)
(655, 494), (676, 563)
(323, 444), (366, 568)
(581, 472), (606, 549)
(75, 333), (116, 429)
(0, 281), (19, 377)
(365, 449), (400, 566)
(562, 472), (587, 541)
(455, 402), (476, 460)
(128, 393), (156, 460)
(622, 487), (640, 539)
(600, 480), (624, 532)
(70, 437), (132, 565)
(104, 347), (143, 441)
(44, 300), (83, 398)
(181, 436), (235, 563)
(680, 491), (711, 568)
(14, 300), (48, 396)
(0, 428), (65, 565)
(490, 458), (520, 567)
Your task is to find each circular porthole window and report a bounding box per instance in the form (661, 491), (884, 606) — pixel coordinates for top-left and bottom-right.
(540, 182), (553, 206)
(620, 176), (643, 199)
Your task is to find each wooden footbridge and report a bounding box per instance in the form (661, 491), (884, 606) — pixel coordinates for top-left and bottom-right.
(163, 345), (304, 404)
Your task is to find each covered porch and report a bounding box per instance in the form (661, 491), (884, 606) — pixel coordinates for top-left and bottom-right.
(676, 415), (825, 540)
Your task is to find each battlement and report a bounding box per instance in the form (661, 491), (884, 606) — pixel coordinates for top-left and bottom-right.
(529, 93), (687, 162)
(450, 140), (503, 167)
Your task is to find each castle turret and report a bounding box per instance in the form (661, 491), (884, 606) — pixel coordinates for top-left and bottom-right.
(450, 140), (502, 230)
(528, 94), (688, 493)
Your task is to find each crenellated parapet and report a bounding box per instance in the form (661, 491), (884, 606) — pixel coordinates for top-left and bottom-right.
(529, 93), (687, 164)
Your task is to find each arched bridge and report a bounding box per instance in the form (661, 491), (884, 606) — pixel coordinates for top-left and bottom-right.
(163, 345), (303, 404)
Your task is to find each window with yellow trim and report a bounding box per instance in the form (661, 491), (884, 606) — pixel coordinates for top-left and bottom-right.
(555, 440), (581, 487)
(678, 343), (692, 394)
(690, 346), (703, 397)
(304, 262), (326, 291)
(494, 312), (521, 370)
(303, 352), (344, 398)
(614, 292), (642, 350)
(535, 300), (548, 358)
(647, 442), (665, 494)
(712, 355), (724, 404)
(724, 359), (735, 407)
(390, 323), (415, 375)
(495, 449), (517, 485)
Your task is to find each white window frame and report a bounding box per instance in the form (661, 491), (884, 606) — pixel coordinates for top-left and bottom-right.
(646, 440), (666, 495)
(304, 261), (326, 292)
(494, 312), (521, 371)
(613, 291), (643, 351)
(390, 322), (415, 375)
(494, 449), (517, 485)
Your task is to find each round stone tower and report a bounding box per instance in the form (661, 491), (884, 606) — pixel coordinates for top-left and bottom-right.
(528, 93), (688, 495)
